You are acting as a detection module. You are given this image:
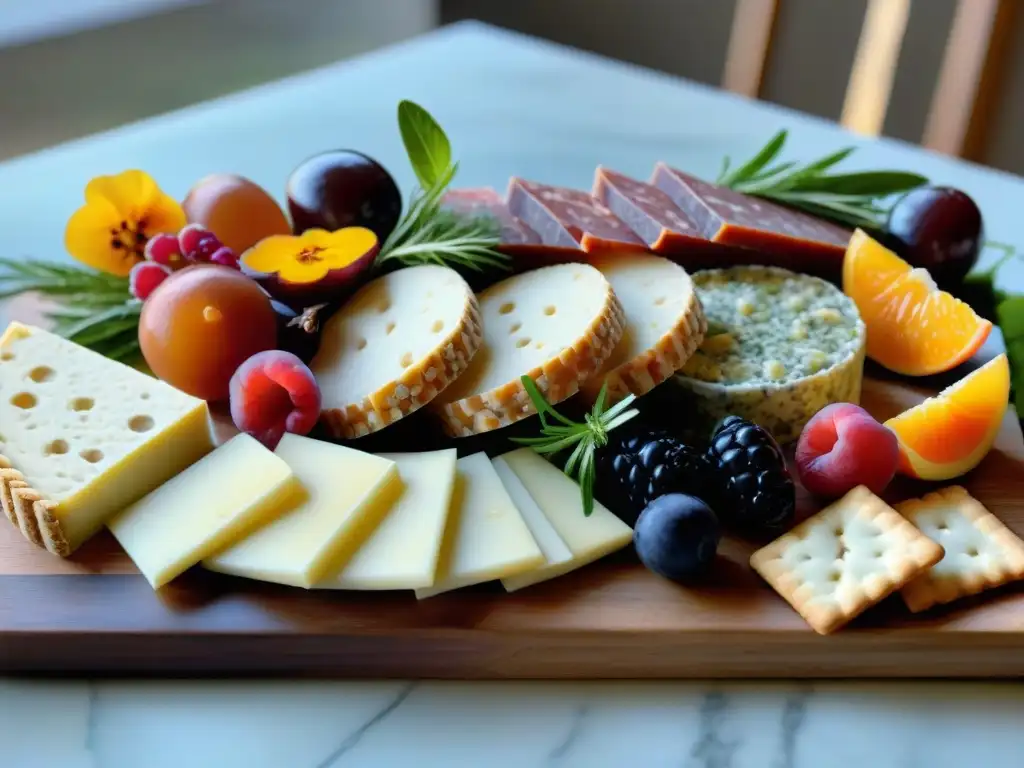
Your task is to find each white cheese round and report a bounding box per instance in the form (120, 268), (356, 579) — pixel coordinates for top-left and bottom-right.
(673, 266), (866, 443)
(431, 263), (625, 436)
(583, 252), (706, 403)
(311, 265), (482, 439)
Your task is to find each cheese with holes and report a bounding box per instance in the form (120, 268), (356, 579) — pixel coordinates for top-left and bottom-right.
(310, 265), (483, 439)
(318, 449), (457, 590)
(203, 434), (401, 588)
(415, 452), (543, 598)
(108, 433), (301, 588)
(430, 264), (625, 436)
(582, 252), (706, 403)
(496, 449), (634, 591)
(0, 322), (212, 556)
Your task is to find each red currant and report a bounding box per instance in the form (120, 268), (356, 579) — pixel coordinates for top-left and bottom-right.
(144, 233), (187, 270)
(209, 246), (240, 269)
(129, 261), (172, 301)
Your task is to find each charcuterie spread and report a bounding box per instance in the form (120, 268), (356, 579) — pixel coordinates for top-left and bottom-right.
(2, 99), (1019, 643)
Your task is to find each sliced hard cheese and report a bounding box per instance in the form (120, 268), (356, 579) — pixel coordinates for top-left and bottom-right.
(320, 449), (458, 590)
(310, 265), (483, 439)
(108, 434), (301, 589)
(498, 448), (633, 591)
(203, 434), (401, 588)
(582, 253), (706, 403)
(431, 264), (625, 436)
(415, 452), (543, 598)
(0, 322), (212, 556)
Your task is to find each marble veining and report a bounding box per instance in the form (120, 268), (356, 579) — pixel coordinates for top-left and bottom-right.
(6, 680), (1024, 767)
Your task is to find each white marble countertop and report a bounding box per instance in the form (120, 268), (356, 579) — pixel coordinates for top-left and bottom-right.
(4, 21), (1024, 766)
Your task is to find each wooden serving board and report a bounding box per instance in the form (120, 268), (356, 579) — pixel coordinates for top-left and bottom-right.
(3, 296), (1024, 679)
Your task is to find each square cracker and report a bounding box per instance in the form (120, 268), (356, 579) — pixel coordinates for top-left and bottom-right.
(750, 486), (944, 635)
(898, 486), (1024, 613)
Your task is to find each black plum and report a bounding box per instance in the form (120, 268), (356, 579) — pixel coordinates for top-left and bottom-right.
(286, 150), (402, 241)
(885, 185), (983, 286)
(634, 494), (721, 582)
(270, 300), (322, 364)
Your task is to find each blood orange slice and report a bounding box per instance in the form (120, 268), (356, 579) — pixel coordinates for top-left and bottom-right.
(843, 229), (991, 375)
(883, 354), (1010, 480)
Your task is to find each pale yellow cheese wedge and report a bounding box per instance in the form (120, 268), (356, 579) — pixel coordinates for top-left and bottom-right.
(497, 448), (634, 591)
(415, 452), (543, 598)
(203, 434), (402, 588)
(107, 433), (301, 589)
(321, 449), (458, 590)
(0, 322), (213, 556)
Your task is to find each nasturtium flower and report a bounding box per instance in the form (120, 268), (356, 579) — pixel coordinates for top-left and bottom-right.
(241, 227), (379, 284)
(64, 170), (186, 276)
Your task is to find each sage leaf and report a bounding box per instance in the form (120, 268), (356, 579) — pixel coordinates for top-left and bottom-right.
(397, 100), (451, 189)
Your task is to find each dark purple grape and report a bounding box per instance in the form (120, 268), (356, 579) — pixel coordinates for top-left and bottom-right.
(286, 150), (402, 242)
(885, 186), (983, 286)
(270, 300), (322, 364)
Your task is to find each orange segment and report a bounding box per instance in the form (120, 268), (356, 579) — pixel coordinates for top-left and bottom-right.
(883, 354), (1010, 480)
(843, 229), (992, 375)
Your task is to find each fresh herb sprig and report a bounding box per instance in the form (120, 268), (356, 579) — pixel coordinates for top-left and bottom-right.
(377, 100), (509, 274)
(511, 376), (638, 516)
(717, 129), (928, 230)
(0, 257), (141, 361)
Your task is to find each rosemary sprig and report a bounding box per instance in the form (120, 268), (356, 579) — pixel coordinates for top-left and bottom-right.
(375, 100), (509, 274)
(511, 375), (639, 516)
(0, 257), (140, 360)
(717, 129), (928, 229)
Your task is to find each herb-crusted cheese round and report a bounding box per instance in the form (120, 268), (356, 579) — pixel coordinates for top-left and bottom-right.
(673, 266), (865, 443)
(431, 263), (625, 436)
(311, 265), (482, 439)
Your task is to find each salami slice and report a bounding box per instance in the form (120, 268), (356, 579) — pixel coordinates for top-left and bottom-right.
(507, 178), (647, 253)
(651, 163), (851, 280)
(441, 188), (542, 250)
(593, 167), (748, 270)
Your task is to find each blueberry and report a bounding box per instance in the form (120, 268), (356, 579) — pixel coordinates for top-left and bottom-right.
(634, 494), (720, 582)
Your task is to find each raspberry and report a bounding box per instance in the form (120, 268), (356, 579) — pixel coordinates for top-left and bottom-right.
(143, 233), (187, 270)
(178, 223), (222, 262)
(229, 350), (321, 450)
(129, 261), (172, 301)
(209, 246), (240, 269)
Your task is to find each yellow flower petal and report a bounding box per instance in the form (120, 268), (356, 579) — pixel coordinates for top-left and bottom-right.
(322, 227), (378, 268)
(241, 235), (302, 273)
(84, 170), (157, 216)
(141, 188), (186, 236)
(64, 198), (139, 276)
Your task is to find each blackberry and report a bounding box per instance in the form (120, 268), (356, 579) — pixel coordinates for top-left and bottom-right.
(707, 416), (795, 535)
(595, 424), (720, 526)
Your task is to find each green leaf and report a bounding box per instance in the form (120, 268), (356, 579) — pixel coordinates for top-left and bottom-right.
(720, 129), (787, 187)
(397, 100), (452, 190)
(784, 170), (928, 196)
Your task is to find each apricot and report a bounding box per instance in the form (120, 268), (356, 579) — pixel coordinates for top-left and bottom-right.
(183, 174), (291, 253)
(139, 265), (277, 401)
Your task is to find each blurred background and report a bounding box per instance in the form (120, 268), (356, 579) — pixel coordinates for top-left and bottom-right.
(1, 0), (1020, 172)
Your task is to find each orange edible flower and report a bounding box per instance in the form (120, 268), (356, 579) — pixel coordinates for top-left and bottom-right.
(241, 228), (378, 284)
(64, 170), (186, 276)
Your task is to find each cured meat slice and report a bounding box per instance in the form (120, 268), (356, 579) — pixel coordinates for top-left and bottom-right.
(507, 178), (647, 253)
(441, 188), (542, 252)
(651, 163), (851, 279)
(593, 167), (748, 270)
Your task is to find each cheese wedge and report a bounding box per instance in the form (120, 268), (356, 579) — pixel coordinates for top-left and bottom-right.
(431, 264), (625, 436)
(203, 435), (401, 588)
(582, 253), (706, 403)
(310, 265), (483, 439)
(108, 433), (301, 589)
(0, 322), (212, 556)
(322, 449), (457, 590)
(415, 452), (543, 598)
(497, 448), (634, 591)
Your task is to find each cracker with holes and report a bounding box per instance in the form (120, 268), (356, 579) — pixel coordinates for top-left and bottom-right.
(897, 486), (1024, 613)
(750, 485), (944, 634)
(430, 263), (625, 436)
(580, 253), (706, 405)
(0, 322), (212, 556)
(310, 265), (483, 439)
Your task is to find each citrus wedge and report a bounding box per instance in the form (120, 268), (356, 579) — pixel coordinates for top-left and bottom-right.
(884, 353), (1010, 480)
(843, 229), (991, 375)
